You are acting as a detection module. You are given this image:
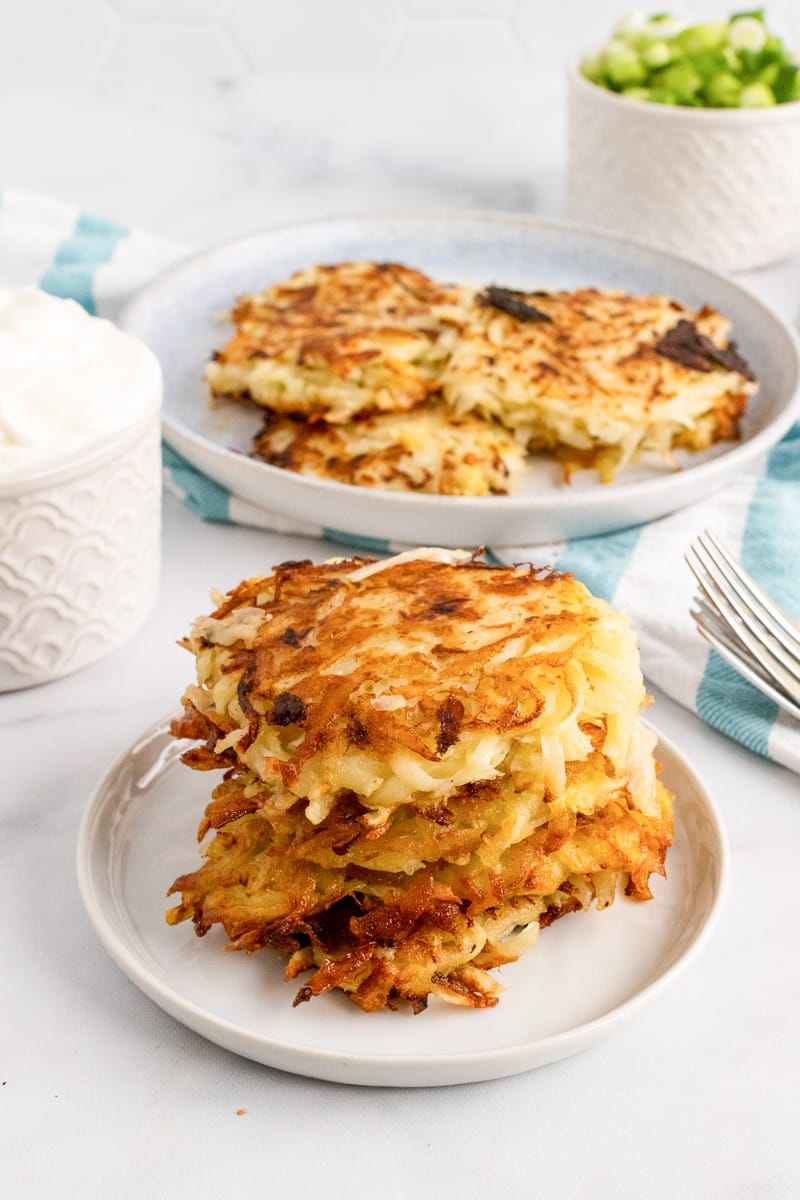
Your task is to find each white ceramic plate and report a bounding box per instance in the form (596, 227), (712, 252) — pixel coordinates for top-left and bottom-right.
(77, 716), (727, 1088)
(119, 212), (800, 547)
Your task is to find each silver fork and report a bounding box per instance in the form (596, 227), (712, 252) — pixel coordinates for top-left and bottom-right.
(686, 530), (800, 723)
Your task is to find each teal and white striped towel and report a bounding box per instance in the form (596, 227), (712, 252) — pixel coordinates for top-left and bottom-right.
(2, 188), (798, 773)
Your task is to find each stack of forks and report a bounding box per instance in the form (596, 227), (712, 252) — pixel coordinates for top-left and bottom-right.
(687, 531), (800, 722)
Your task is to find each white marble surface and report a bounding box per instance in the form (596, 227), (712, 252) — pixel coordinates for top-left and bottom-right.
(3, 2), (800, 1196)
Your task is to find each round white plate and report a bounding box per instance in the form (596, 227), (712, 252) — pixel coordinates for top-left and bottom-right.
(78, 716), (727, 1088)
(119, 212), (800, 547)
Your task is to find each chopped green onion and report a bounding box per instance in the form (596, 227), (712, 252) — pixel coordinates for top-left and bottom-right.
(704, 70), (743, 105)
(676, 22), (728, 52)
(653, 61), (703, 101)
(721, 45), (741, 70)
(647, 86), (679, 104)
(581, 8), (798, 107)
(729, 16), (768, 51)
(642, 39), (673, 68)
(739, 80), (776, 104)
(605, 44), (648, 88)
(688, 47), (730, 75)
(772, 62), (799, 102)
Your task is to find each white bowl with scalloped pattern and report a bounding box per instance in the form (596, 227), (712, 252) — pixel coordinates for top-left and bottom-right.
(567, 65), (800, 271)
(0, 394), (162, 692)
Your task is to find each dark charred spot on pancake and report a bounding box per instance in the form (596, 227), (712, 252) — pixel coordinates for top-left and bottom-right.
(236, 660), (261, 750)
(538, 896), (581, 927)
(333, 790), (366, 822)
(180, 744), (239, 772)
(303, 900), (347, 948)
(477, 286), (553, 324)
(418, 801), (456, 826)
(403, 595), (468, 622)
(436, 695), (465, 753)
(272, 691), (307, 726)
(276, 559), (313, 570)
(708, 338), (754, 381)
(654, 320), (714, 372)
(209, 349), (222, 362)
(281, 625), (311, 647)
(348, 716), (369, 746)
(430, 596), (466, 616)
(331, 839), (360, 857)
(260, 924), (305, 954)
(655, 319), (755, 381)
(237, 662), (257, 718)
(249, 349), (269, 359)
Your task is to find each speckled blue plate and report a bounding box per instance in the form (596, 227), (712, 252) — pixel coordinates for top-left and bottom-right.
(120, 212), (800, 547)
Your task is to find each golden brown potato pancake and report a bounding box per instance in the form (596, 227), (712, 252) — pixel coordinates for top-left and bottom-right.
(205, 261), (467, 423)
(167, 551), (674, 1011)
(251, 401), (525, 496)
(442, 286), (754, 480)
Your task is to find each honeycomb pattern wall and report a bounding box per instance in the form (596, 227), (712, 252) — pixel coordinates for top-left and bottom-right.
(4, 1), (800, 243)
(6, 0), (799, 89)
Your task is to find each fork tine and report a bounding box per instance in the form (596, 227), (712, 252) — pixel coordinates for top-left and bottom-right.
(686, 544), (800, 708)
(699, 531), (800, 664)
(690, 600), (779, 689)
(693, 616), (800, 722)
(686, 540), (800, 700)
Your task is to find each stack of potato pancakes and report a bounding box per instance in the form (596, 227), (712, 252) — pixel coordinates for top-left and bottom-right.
(167, 549), (674, 1013)
(205, 260), (754, 491)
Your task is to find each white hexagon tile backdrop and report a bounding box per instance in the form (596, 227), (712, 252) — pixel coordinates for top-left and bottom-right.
(3, 0), (800, 246)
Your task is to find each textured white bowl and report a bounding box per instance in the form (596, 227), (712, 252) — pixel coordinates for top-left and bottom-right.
(0, 392), (162, 692)
(567, 65), (800, 271)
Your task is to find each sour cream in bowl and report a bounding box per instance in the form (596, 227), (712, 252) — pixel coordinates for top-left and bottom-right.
(0, 288), (163, 691)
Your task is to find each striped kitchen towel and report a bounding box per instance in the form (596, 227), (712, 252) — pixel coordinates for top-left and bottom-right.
(1, 188), (798, 773)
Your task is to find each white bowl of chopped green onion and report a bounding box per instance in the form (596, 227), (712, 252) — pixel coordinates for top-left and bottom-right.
(567, 10), (800, 270)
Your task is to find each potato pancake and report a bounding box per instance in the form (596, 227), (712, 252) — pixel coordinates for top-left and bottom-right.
(443, 286), (754, 480)
(167, 550), (674, 1011)
(205, 261), (467, 423)
(167, 767), (671, 1011)
(251, 401), (525, 496)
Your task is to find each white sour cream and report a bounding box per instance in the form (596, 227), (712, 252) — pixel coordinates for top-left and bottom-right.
(0, 287), (161, 472)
